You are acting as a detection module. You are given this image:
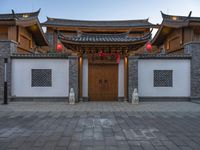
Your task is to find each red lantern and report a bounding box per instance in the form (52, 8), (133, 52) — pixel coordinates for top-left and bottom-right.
(146, 42), (152, 52)
(99, 50), (107, 57)
(56, 43), (63, 52)
(98, 50), (103, 57)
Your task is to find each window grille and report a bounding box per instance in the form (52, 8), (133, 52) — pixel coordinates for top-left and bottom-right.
(154, 70), (173, 87)
(31, 69), (52, 87)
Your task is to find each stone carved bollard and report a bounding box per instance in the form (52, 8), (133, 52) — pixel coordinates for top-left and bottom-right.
(69, 88), (75, 104)
(132, 88), (139, 104)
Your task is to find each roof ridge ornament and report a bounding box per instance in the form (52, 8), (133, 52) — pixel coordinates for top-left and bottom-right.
(160, 11), (171, 20)
(184, 11), (192, 21)
(160, 11), (165, 18)
(11, 9), (18, 20)
(37, 8), (41, 15)
(47, 16), (52, 20)
(11, 9), (15, 17)
(188, 11), (192, 18)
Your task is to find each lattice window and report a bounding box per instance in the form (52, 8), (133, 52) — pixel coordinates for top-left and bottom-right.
(31, 69), (52, 87)
(154, 70), (173, 87)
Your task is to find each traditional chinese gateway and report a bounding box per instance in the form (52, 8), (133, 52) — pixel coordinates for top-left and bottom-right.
(42, 16), (154, 101)
(0, 9), (200, 102)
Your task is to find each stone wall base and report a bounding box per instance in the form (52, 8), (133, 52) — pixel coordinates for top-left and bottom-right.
(79, 97), (89, 102)
(9, 97), (192, 102)
(118, 97), (127, 102)
(190, 96), (200, 104)
(10, 97), (69, 102)
(139, 97), (190, 102)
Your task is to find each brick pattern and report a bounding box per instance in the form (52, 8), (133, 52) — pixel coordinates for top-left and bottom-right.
(128, 56), (138, 102)
(0, 41), (17, 102)
(184, 42), (200, 100)
(69, 56), (79, 102)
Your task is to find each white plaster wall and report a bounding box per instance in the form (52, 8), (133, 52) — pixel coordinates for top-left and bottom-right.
(11, 59), (69, 97)
(82, 58), (88, 97)
(138, 59), (190, 97)
(118, 59), (124, 97)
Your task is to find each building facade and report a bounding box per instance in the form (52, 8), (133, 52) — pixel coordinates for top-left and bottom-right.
(0, 10), (200, 102)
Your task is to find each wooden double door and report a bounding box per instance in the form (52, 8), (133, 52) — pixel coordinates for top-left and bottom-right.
(89, 64), (118, 101)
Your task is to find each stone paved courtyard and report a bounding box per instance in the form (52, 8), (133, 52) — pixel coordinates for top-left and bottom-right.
(0, 102), (200, 150)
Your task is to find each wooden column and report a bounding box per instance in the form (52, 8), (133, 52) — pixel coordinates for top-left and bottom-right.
(79, 56), (83, 100)
(124, 56), (128, 100)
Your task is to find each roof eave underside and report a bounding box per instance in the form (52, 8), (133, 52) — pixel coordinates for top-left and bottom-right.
(17, 19), (48, 46)
(152, 20), (189, 46)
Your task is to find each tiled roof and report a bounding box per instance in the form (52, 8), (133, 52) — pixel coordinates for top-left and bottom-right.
(0, 9), (40, 20)
(151, 11), (200, 46)
(162, 11), (200, 22)
(161, 11), (200, 28)
(11, 53), (69, 58)
(137, 54), (191, 59)
(0, 9), (48, 46)
(43, 17), (155, 28)
(59, 32), (151, 44)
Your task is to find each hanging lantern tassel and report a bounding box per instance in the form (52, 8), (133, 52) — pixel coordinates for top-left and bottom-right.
(56, 43), (63, 52)
(116, 52), (120, 64)
(146, 42), (152, 52)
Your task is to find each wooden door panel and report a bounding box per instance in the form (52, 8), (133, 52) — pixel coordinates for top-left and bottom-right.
(89, 64), (118, 101)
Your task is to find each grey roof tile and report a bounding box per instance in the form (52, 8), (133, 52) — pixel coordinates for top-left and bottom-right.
(0, 9), (40, 20)
(43, 17), (155, 28)
(59, 32), (151, 43)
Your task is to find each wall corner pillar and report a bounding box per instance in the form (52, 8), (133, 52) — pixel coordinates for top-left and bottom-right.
(184, 42), (200, 101)
(0, 40), (17, 102)
(128, 56), (138, 102)
(69, 56), (79, 102)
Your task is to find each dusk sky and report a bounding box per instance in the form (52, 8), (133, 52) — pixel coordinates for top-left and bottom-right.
(1, 0), (200, 35)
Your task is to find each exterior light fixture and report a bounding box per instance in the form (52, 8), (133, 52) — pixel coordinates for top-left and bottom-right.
(23, 14), (29, 18)
(172, 16), (177, 20)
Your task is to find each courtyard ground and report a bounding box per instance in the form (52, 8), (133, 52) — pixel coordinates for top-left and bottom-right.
(0, 102), (200, 150)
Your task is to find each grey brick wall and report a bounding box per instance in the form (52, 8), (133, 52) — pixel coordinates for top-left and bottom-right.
(184, 42), (200, 100)
(0, 40), (17, 102)
(128, 56), (138, 102)
(69, 56), (79, 102)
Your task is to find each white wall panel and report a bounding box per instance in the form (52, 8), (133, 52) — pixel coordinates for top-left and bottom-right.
(12, 59), (69, 97)
(82, 58), (88, 97)
(118, 59), (124, 97)
(138, 59), (190, 97)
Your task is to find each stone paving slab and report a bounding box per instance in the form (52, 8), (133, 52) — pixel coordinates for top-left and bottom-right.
(0, 102), (199, 150)
(0, 111), (199, 150)
(0, 101), (200, 112)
